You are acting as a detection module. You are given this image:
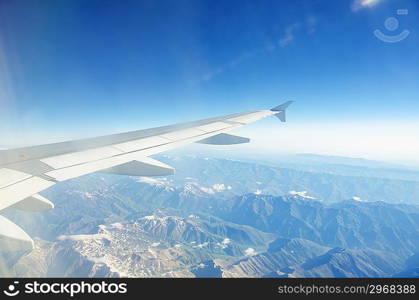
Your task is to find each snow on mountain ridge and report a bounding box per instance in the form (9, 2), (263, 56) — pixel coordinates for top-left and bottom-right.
(137, 177), (170, 186)
(289, 190), (316, 199)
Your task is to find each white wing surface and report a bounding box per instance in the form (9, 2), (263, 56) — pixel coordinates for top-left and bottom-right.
(0, 102), (293, 250)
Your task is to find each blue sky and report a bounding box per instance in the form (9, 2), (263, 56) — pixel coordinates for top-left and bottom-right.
(0, 0), (418, 162)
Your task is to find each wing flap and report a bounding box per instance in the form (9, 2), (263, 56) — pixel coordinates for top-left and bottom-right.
(100, 157), (174, 176)
(0, 168), (32, 189)
(0, 215), (34, 251)
(0, 176), (55, 212)
(196, 133), (250, 145)
(9, 194), (54, 212)
(44, 154), (135, 181)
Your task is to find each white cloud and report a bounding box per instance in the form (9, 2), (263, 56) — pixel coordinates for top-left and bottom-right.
(217, 238), (231, 249)
(137, 177), (169, 187)
(200, 186), (215, 194)
(57, 233), (108, 241)
(245, 248), (257, 256)
(212, 183), (226, 191)
(222, 238), (231, 245)
(110, 222), (123, 229)
(199, 183), (232, 194)
(351, 0), (383, 11)
(194, 242), (209, 249)
(212, 183), (232, 191)
(82, 192), (94, 199)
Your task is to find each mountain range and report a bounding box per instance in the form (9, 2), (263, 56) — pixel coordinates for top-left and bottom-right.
(1, 154), (419, 277)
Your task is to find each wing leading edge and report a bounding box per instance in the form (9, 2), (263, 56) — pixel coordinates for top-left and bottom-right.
(0, 102), (293, 251)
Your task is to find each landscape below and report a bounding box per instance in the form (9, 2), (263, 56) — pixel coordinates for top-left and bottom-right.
(1, 154), (419, 277)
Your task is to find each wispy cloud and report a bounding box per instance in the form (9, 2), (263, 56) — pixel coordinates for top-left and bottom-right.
(202, 67), (224, 82)
(351, 0), (383, 12)
(279, 23), (300, 48)
(279, 16), (318, 47)
(200, 16), (318, 82)
(306, 15), (318, 35)
(201, 50), (261, 82)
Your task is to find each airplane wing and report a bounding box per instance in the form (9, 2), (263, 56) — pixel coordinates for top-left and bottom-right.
(0, 102), (293, 251)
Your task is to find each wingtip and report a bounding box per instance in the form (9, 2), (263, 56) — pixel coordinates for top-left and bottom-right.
(270, 101), (294, 111)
